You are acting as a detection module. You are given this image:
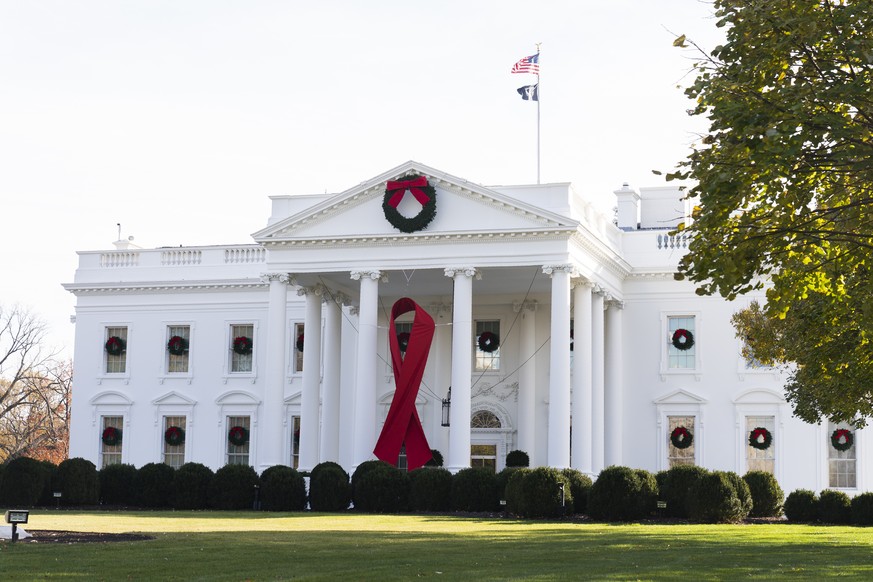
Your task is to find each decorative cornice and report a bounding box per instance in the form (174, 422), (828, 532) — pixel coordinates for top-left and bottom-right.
(570, 231), (632, 280)
(63, 279), (267, 295)
(260, 228), (576, 249)
(444, 267), (481, 280)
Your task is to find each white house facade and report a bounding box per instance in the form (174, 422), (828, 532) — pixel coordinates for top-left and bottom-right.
(65, 161), (868, 494)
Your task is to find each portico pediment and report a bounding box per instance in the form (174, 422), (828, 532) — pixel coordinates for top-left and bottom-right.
(252, 161), (578, 243)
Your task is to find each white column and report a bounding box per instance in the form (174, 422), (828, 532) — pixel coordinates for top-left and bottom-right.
(320, 292), (345, 463)
(429, 302), (453, 458)
(351, 269), (383, 469)
(298, 285), (323, 472)
(338, 305), (358, 469)
(544, 264), (573, 469)
(591, 288), (606, 473)
(515, 300), (537, 461)
(571, 280), (593, 474)
(445, 267), (478, 473)
(261, 273), (289, 471)
(604, 298), (624, 467)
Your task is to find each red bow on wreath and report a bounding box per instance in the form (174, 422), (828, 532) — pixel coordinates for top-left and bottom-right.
(386, 177), (431, 208)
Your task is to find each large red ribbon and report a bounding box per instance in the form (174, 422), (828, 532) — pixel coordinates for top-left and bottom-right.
(373, 297), (434, 470)
(386, 176), (431, 208)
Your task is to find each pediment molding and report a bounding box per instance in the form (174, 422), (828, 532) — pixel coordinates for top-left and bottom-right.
(732, 388), (785, 405)
(654, 388), (708, 405)
(89, 390), (134, 406)
(152, 390), (197, 406)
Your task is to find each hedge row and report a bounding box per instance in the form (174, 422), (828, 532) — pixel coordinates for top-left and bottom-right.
(784, 489), (873, 525)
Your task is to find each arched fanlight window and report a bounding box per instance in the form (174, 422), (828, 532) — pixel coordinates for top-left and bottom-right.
(471, 410), (501, 429)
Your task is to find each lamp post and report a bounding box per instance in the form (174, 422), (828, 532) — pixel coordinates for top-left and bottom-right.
(441, 387), (452, 427)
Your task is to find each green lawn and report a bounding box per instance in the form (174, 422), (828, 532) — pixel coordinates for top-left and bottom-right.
(2, 511), (872, 580)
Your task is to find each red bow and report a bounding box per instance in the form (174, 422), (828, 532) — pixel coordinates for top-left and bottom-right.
(386, 176), (431, 208)
(373, 297), (434, 470)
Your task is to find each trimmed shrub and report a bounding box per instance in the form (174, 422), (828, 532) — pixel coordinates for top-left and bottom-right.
(173, 463), (214, 510)
(99, 463), (137, 505)
(505, 450), (530, 468)
(259, 465), (306, 511)
(588, 465), (650, 521)
(784, 489), (819, 523)
(136, 463), (176, 508)
(425, 449), (444, 467)
(309, 462), (350, 511)
(515, 467), (573, 518)
(409, 467), (452, 512)
(38, 460), (59, 506)
(0, 457), (49, 506)
(659, 465), (709, 518)
(504, 468), (532, 516)
(208, 464), (259, 510)
(351, 460), (387, 507)
(818, 489), (851, 524)
(451, 467), (500, 512)
(743, 471), (784, 518)
(635, 469), (659, 518)
(561, 469), (593, 515)
(689, 471), (752, 524)
(56, 458), (99, 505)
(353, 462), (409, 513)
(851, 492), (873, 525)
(496, 467), (522, 504)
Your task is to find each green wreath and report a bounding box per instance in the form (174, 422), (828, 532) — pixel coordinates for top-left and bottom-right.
(228, 426), (249, 447)
(831, 428), (854, 452)
(167, 335), (188, 356)
(397, 332), (410, 353)
(233, 336), (253, 355)
(671, 329), (695, 351)
(478, 331), (500, 353)
(748, 427), (773, 450)
(165, 426), (185, 447)
(382, 175), (437, 233)
(102, 426), (122, 446)
(105, 336), (126, 356)
(670, 426), (693, 449)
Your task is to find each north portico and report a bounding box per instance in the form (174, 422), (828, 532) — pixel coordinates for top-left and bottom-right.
(252, 160), (627, 474)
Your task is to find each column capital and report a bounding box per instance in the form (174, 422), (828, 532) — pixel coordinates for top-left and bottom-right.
(348, 305), (360, 316)
(324, 291), (351, 306)
(542, 264), (577, 277)
(606, 297), (625, 309)
(261, 272), (291, 284)
(444, 266), (481, 280)
(513, 300), (538, 313)
(350, 269), (387, 283)
(571, 276), (595, 290)
(427, 302), (453, 318)
(297, 283), (327, 298)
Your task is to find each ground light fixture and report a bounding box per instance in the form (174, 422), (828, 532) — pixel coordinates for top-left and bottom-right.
(5, 510), (29, 542)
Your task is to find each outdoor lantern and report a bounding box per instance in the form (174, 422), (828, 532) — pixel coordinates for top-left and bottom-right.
(441, 387), (452, 427)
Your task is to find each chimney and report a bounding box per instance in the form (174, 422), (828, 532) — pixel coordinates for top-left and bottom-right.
(614, 183), (640, 231)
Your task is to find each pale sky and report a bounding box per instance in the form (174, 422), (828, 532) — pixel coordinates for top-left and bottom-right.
(0, 1), (723, 357)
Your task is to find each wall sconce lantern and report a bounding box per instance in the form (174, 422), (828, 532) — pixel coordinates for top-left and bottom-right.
(441, 387), (452, 427)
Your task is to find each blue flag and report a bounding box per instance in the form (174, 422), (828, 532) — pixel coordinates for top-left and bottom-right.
(517, 84), (538, 101)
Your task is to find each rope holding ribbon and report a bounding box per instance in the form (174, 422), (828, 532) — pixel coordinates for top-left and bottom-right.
(373, 297), (435, 470)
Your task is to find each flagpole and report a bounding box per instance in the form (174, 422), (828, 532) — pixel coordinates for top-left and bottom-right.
(536, 43), (541, 184)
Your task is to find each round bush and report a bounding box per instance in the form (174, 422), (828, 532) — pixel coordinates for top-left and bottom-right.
(409, 467), (452, 512)
(851, 492), (873, 525)
(38, 460), (59, 505)
(56, 458), (99, 505)
(99, 463), (137, 506)
(504, 468), (531, 516)
(136, 463), (176, 508)
(353, 462), (409, 513)
(588, 466), (650, 521)
(259, 465), (306, 511)
(784, 489), (819, 522)
(309, 462), (350, 511)
(0, 457), (50, 506)
(659, 465), (709, 518)
(635, 469), (659, 518)
(505, 450), (530, 468)
(451, 467), (500, 512)
(743, 471), (784, 518)
(351, 460), (387, 507)
(689, 471), (752, 523)
(425, 449), (444, 467)
(208, 464), (259, 510)
(516, 467), (573, 518)
(561, 469), (593, 515)
(173, 463), (214, 510)
(818, 489), (851, 524)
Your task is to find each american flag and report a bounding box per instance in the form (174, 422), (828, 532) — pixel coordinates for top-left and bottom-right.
(510, 53), (540, 75)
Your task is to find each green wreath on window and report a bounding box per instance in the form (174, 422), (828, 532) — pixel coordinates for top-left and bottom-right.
(397, 332), (411, 353)
(105, 336), (126, 356)
(670, 426), (693, 449)
(478, 331), (500, 353)
(102, 426), (122, 446)
(165, 426), (185, 447)
(233, 336), (253, 355)
(748, 427), (773, 450)
(671, 329), (694, 351)
(831, 428), (854, 452)
(228, 426), (249, 447)
(167, 335), (188, 356)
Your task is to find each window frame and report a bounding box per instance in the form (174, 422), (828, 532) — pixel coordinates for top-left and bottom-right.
(659, 312), (701, 379)
(474, 319), (502, 373)
(100, 323), (131, 379)
(162, 322), (193, 378)
(654, 389), (707, 471)
(89, 391), (132, 468)
(826, 421), (858, 490)
(224, 321), (259, 379)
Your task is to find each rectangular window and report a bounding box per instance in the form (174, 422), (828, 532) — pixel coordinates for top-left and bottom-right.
(746, 415), (775, 474)
(294, 323), (305, 373)
(101, 415), (123, 468)
(163, 415), (186, 469)
(829, 421), (856, 488)
(167, 325), (190, 374)
(475, 320), (501, 372)
(290, 416), (301, 469)
(105, 326), (128, 374)
(226, 415), (251, 466)
(231, 324), (254, 373)
(668, 415), (695, 468)
(471, 444), (497, 473)
(668, 316), (696, 369)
